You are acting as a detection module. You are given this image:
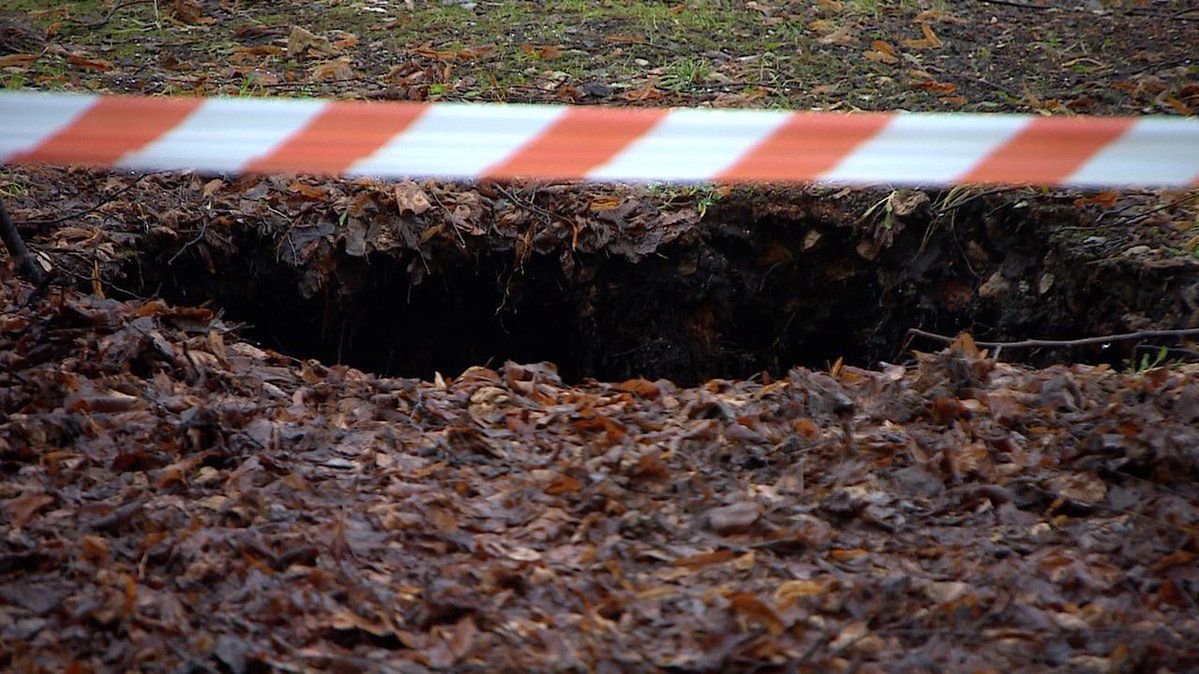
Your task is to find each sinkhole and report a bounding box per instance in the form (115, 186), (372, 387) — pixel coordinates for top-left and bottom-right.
(126, 190), (1199, 386)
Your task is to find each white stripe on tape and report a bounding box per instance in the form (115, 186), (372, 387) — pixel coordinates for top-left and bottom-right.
(118, 97), (329, 173)
(820, 114), (1030, 185)
(0, 91), (97, 162)
(348, 103), (566, 178)
(587, 108), (791, 181)
(1067, 117), (1199, 187)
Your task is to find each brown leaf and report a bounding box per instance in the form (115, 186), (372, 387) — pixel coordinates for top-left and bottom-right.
(624, 81), (664, 102)
(1047, 473), (1106, 506)
(545, 473), (584, 495)
(618, 377), (661, 399)
(4, 492), (54, 528)
(1073, 191), (1118, 208)
(774, 579), (826, 608)
(331, 32), (360, 50)
(589, 195), (621, 211)
(80, 535), (109, 564)
(630, 452), (671, 480)
(931, 396), (965, 424)
(448, 616), (477, 662)
(311, 58), (355, 81)
(521, 44), (562, 60)
(726, 591), (785, 635)
(674, 549), (737, 569)
(901, 23), (943, 49)
(0, 53), (38, 68)
(916, 79), (957, 94)
(288, 181), (328, 200)
(864, 41), (900, 64)
(872, 40), (898, 58)
(170, 0), (214, 24)
(1163, 96), (1193, 116)
(395, 181), (432, 215)
(67, 53), (114, 72)
(289, 26), (334, 56)
(230, 45), (284, 63)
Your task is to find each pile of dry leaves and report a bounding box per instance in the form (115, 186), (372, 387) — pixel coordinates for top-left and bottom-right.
(2, 259), (1197, 672)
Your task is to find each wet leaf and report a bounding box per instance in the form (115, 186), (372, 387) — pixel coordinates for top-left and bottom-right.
(4, 492), (54, 528)
(726, 591), (785, 635)
(395, 181), (432, 215)
(311, 58), (355, 81)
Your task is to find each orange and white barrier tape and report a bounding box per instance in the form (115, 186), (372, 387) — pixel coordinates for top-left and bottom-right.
(1, 91), (1196, 187)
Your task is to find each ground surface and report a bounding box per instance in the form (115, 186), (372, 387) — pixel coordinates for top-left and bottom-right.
(2, 1), (1199, 673)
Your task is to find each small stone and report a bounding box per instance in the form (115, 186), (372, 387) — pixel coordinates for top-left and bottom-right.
(966, 241), (990, 265)
(581, 82), (612, 98)
(1124, 245), (1152, 256)
(803, 229), (822, 250)
(1038, 272), (1054, 295)
(978, 271), (1011, 300)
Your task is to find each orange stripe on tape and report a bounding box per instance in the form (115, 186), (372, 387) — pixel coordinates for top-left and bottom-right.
(486, 107), (668, 179)
(17, 97), (201, 166)
(719, 113), (892, 182)
(963, 116), (1134, 184)
(245, 101), (428, 174)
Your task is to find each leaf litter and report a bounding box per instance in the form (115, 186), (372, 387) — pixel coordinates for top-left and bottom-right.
(3, 258), (1199, 670)
(1, 1), (1198, 670)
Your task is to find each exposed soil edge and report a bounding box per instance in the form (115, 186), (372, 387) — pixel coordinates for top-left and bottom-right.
(115, 183), (1199, 384)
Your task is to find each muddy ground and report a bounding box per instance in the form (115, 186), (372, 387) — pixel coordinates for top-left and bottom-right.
(3, 1), (1199, 673)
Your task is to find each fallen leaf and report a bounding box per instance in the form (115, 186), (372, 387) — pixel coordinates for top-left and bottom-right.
(624, 81), (664, 102)
(916, 79), (957, 94)
(311, 58), (355, 81)
(0, 53), (37, 68)
(289, 26), (334, 57)
(170, 0), (214, 24)
(864, 41), (900, 64)
(4, 492), (54, 528)
(1073, 191), (1118, 208)
(618, 377), (660, 399)
(521, 44), (562, 60)
(67, 54), (114, 72)
(775, 579), (826, 607)
(545, 473), (584, 495)
(674, 549), (737, 569)
(395, 181), (432, 215)
(901, 23), (943, 49)
(1047, 473), (1106, 506)
(708, 502), (760, 535)
(726, 591), (785, 635)
(1163, 96), (1193, 116)
(589, 195), (621, 211)
(331, 32), (359, 50)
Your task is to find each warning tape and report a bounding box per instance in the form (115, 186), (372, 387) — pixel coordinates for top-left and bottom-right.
(1, 91), (1197, 187)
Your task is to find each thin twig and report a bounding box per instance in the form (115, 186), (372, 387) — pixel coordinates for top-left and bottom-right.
(0, 198), (45, 285)
(925, 64), (1022, 100)
(1111, 192), (1199, 226)
(66, 0), (158, 29)
(19, 175), (149, 227)
(907, 327), (1199, 351)
(936, 187), (1017, 213)
(977, 0), (1059, 11)
(167, 220), (210, 264)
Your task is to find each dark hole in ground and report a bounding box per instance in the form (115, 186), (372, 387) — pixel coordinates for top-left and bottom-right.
(133, 193), (1199, 386)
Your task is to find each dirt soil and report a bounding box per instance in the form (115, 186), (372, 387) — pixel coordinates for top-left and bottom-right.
(3, 1), (1199, 673)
